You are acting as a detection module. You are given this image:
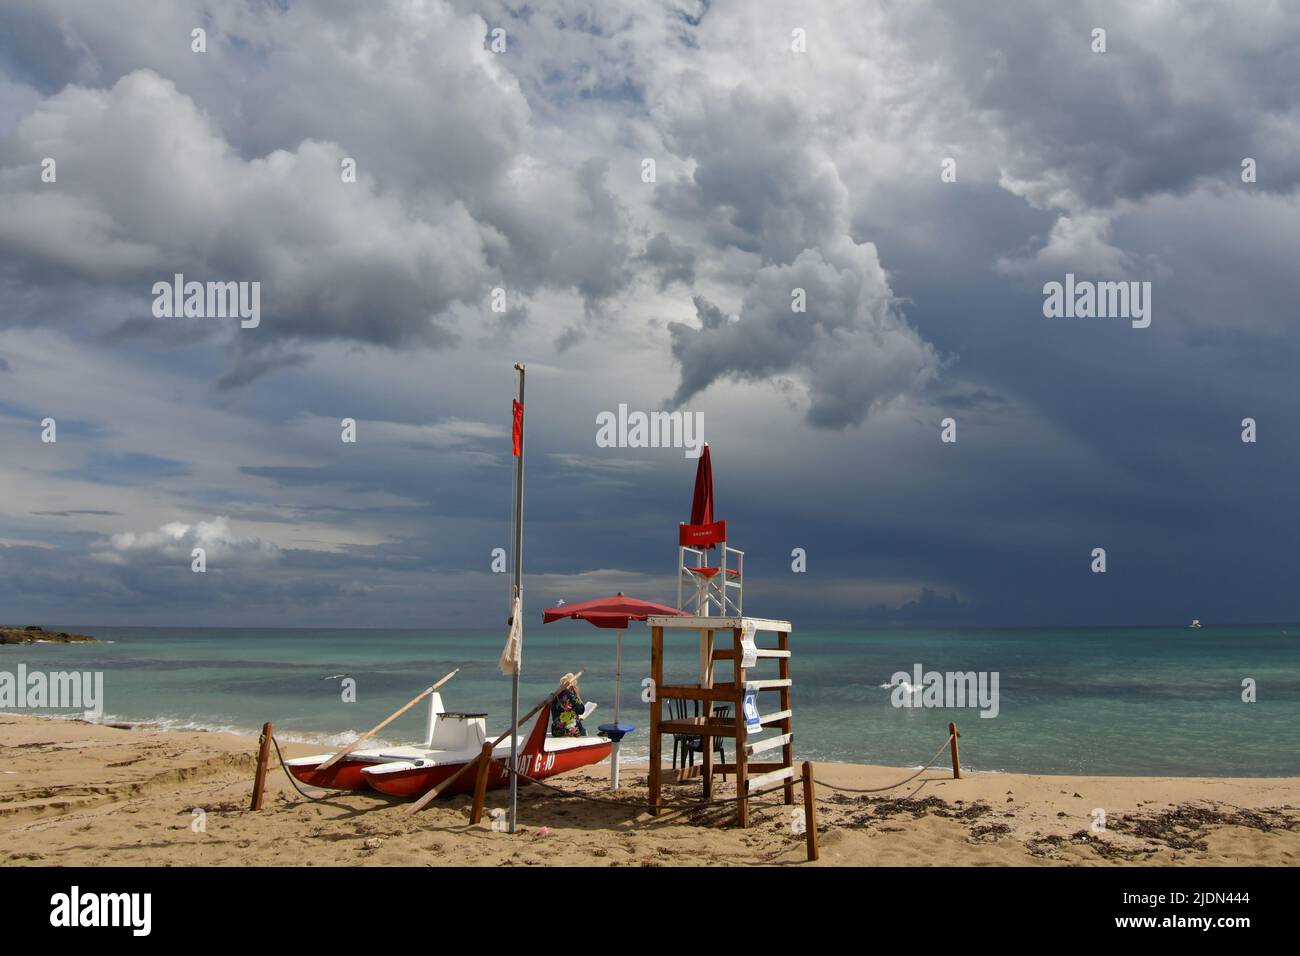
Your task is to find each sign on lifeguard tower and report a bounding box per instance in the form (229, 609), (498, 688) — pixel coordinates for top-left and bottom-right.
(742, 689), (761, 729)
(740, 620), (758, 668)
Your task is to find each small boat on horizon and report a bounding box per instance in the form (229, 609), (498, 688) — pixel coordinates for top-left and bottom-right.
(1189, 619), (1203, 629)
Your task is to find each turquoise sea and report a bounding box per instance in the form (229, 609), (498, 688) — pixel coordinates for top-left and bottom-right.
(5, 624), (1297, 776)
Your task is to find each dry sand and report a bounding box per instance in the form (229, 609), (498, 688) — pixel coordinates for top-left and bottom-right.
(2, 714), (1296, 866)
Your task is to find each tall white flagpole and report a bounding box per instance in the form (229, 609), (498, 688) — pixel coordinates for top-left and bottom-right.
(508, 362), (526, 834)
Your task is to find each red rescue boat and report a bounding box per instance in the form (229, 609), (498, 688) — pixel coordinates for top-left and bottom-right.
(284, 691), (611, 799)
(362, 706), (611, 798)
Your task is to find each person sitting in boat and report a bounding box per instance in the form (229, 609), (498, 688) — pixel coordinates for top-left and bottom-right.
(550, 673), (587, 738)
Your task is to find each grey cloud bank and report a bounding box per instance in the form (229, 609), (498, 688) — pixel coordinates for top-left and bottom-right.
(1, 0), (1297, 629)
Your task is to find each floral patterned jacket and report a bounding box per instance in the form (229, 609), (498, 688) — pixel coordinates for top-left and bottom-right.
(550, 686), (586, 738)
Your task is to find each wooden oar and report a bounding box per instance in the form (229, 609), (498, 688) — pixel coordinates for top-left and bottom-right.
(315, 669), (459, 773)
(404, 669), (584, 814)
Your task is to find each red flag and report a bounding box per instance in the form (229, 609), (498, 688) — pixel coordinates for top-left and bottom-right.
(511, 399), (524, 457)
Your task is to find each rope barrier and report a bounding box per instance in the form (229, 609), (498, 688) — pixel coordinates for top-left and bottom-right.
(264, 731), (958, 812)
(809, 734), (955, 796)
(481, 731), (955, 813)
(259, 725), (957, 866)
(486, 764), (800, 822)
(490, 760), (798, 815)
(269, 735), (332, 801)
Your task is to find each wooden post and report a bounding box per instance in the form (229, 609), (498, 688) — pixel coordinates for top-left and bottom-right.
(701, 628), (714, 800)
(648, 625), (663, 816)
(698, 626), (709, 683)
(732, 626), (748, 827)
(948, 721), (961, 779)
(802, 761), (818, 862)
(470, 742), (494, 825)
(250, 721), (273, 811)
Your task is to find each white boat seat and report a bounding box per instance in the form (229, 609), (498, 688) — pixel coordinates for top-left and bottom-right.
(429, 712), (487, 751)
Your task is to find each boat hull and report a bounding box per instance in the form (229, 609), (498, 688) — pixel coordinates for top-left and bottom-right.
(286, 758), (373, 792)
(363, 739), (612, 798)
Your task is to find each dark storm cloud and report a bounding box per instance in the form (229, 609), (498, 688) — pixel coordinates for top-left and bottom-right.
(238, 465), (372, 489)
(478, 156), (634, 319)
(648, 73), (945, 425)
(892, 0), (1300, 209)
(53, 453), (191, 486)
(214, 348), (311, 391)
(639, 232), (695, 290)
(668, 241), (941, 428)
(0, 70), (488, 348)
(0, 1), (639, 383)
(656, 80), (849, 263)
(0, 4), (93, 92)
(102, 316), (222, 347)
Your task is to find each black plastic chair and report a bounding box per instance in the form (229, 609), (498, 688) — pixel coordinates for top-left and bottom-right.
(668, 699), (728, 780)
(667, 697), (693, 769)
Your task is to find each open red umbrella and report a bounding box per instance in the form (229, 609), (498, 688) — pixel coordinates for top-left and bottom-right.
(542, 594), (681, 629)
(542, 593), (682, 788)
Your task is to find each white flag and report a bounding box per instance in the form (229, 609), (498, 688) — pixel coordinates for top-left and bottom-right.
(499, 596), (522, 675)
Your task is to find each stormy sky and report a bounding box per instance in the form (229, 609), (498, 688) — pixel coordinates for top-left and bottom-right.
(1, 0), (1297, 629)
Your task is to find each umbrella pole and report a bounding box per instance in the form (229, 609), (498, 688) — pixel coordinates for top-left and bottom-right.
(611, 629), (623, 790)
(614, 629), (623, 724)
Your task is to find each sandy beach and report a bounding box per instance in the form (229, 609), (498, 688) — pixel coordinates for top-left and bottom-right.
(2, 713), (1296, 867)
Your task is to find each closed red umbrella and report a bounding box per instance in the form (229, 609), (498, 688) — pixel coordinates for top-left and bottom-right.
(690, 444), (714, 527)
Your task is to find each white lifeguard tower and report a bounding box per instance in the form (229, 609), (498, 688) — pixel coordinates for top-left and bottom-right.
(647, 447), (794, 828)
(677, 519), (744, 616)
(646, 614), (794, 827)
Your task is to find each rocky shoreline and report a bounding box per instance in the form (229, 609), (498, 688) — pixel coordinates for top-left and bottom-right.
(0, 626), (100, 645)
